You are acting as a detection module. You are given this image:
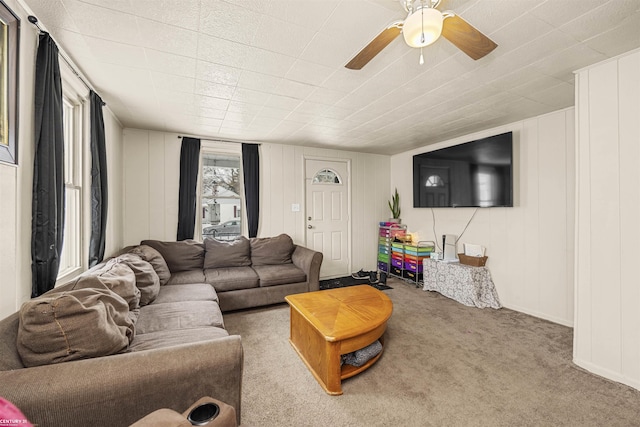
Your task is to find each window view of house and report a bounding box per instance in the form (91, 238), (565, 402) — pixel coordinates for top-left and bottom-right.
(200, 153), (241, 240)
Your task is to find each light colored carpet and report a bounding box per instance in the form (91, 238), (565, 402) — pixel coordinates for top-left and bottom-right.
(223, 278), (640, 426)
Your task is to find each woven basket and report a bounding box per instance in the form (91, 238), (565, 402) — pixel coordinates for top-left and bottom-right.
(458, 253), (488, 267)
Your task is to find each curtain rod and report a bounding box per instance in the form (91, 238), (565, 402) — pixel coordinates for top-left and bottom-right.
(27, 15), (105, 105)
(178, 135), (261, 146)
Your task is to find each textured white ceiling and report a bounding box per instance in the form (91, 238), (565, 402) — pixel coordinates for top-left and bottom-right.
(21, 0), (640, 154)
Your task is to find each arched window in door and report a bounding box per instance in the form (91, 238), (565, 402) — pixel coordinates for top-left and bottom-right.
(312, 169), (342, 184)
(425, 175), (445, 187)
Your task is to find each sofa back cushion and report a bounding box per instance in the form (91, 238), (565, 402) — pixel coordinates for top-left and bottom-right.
(129, 245), (171, 285)
(115, 254), (160, 306)
(141, 240), (204, 273)
(250, 234), (294, 266)
(72, 259), (141, 310)
(204, 237), (251, 269)
(17, 288), (134, 367)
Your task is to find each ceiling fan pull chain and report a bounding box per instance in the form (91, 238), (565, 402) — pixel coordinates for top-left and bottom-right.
(420, 1), (425, 65)
(420, 0), (425, 44)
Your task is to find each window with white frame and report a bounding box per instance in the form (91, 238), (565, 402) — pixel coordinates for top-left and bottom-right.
(57, 86), (85, 280)
(200, 153), (242, 241)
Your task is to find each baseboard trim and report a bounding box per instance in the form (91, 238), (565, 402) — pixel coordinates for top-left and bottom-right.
(502, 303), (573, 327)
(573, 358), (640, 392)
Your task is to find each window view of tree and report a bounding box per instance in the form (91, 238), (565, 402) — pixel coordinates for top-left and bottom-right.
(202, 162), (240, 196)
(201, 154), (242, 240)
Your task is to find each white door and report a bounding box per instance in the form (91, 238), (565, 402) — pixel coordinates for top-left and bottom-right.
(305, 159), (350, 279)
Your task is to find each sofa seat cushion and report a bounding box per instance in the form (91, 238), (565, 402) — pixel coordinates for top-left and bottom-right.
(129, 327), (229, 352)
(17, 288), (134, 367)
(204, 267), (259, 292)
(154, 284), (218, 304)
(166, 270), (206, 285)
(135, 301), (224, 334)
(141, 240), (205, 273)
(253, 264), (307, 287)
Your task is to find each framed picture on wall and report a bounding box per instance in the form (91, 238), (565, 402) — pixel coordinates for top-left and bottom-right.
(0, 1), (19, 165)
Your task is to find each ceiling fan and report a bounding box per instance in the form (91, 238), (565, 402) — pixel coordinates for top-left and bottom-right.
(345, 0), (497, 70)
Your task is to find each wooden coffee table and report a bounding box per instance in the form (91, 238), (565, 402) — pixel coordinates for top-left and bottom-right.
(285, 285), (393, 395)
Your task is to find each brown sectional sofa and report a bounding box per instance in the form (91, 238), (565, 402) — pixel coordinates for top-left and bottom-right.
(144, 233), (323, 312)
(0, 234), (322, 427)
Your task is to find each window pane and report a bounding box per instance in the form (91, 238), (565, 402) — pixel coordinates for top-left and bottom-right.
(58, 95), (82, 281)
(312, 169), (341, 184)
(425, 175), (444, 187)
(201, 153), (242, 240)
(58, 186), (81, 276)
(63, 98), (74, 184)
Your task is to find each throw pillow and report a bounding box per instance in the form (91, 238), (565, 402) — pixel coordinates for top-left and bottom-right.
(71, 259), (141, 311)
(17, 288), (134, 367)
(203, 237), (251, 269)
(116, 253), (161, 306)
(250, 234), (294, 266)
(129, 245), (171, 285)
(341, 340), (383, 367)
(141, 240), (204, 273)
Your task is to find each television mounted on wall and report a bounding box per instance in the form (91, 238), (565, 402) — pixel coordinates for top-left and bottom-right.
(413, 131), (513, 208)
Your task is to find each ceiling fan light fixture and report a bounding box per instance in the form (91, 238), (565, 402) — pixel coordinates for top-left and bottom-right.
(402, 7), (443, 48)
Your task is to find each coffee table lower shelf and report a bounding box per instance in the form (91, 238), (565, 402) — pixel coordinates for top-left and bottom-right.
(288, 337), (385, 395)
(340, 338), (385, 380)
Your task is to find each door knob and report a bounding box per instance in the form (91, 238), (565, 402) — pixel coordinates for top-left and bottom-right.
(307, 225), (313, 229)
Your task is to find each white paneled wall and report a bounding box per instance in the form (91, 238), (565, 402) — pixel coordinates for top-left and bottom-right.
(123, 130), (181, 244)
(0, 1), (34, 317)
(574, 49), (640, 390)
(104, 110), (125, 256)
(0, 0), (37, 320)
(391, 108), (575, 326)
(0, 165), (18, 318)
(123, 130), (390, 277)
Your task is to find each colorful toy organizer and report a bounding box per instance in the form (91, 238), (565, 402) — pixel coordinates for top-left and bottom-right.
(389, 240), (435, 285)
(377, 223), (407, 273)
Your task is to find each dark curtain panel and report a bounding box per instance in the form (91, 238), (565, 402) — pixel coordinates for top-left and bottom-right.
(242, 144), (260, 238)
(31, 33), (64, 297)
(177, 137), (201, 241)
(88, 90), (108, 267)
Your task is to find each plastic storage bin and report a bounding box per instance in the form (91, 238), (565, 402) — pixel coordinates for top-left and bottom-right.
(404, 261), (424, 272)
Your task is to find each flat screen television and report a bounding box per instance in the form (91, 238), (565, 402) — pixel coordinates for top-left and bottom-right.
(413, 132), (513, 208)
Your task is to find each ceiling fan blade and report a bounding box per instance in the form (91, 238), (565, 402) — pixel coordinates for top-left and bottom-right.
(345, 22), (402, 70)
(441, 13), (497, 60)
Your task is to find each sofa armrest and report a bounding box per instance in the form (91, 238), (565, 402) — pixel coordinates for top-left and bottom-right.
(0, 335), (243, 427)
(291, 245), (323, 292)
(131, 397), (237, 427)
